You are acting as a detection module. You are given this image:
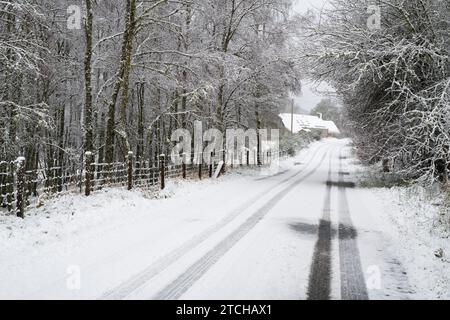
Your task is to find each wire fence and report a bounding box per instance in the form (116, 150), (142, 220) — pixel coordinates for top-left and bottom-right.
(0, 148), (290, 218)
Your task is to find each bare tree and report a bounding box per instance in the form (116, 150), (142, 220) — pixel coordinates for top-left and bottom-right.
(301, 0), (450, 184)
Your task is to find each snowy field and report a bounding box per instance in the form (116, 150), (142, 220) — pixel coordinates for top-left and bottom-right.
(0, 139), (449, 300)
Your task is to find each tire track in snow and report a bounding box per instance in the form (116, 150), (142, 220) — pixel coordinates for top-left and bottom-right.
(338, 150), (369, 300)
(155, 149), (330, 300)
(307, 150), (334, 300)
(101, 144), (327, 300)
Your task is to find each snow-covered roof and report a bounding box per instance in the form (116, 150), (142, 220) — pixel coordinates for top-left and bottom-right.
(279, 113), (341, 135)
(322, 121), (340, 135)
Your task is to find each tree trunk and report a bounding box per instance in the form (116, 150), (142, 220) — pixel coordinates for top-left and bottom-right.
(57, 104), (65, 192)
(83, 0), (94, 154)
(117, 0), (137, 156)
(105, 0), (137, 164)
(136, 82), (145, 172)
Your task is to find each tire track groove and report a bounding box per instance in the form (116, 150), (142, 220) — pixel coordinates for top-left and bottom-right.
(338, 149), (369, 300)
(101, 145), (327, 300)
(307, 149), (334, 300)
(155, 149), (330, 300)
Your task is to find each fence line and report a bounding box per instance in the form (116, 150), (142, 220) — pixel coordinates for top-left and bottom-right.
(0, 149), (289, 218)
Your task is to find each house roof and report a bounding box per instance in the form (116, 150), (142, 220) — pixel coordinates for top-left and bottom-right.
(279, 113), (341, 135)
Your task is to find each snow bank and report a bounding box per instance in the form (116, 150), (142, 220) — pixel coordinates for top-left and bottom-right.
(0, 188), (149, 257)
(0, 176), (235, 259)
(0, 175), (256, 299)
(373, 186), (450, 299)
(350, 153), (450, 299)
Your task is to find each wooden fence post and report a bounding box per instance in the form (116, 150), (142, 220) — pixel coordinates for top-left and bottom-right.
(209, 152), (213, 178)
(247, 150), (250, 167)
(182, 153), (187, 179)
(127, 151), (133, 190)
(198, 154), (202, 180)
(222, 150), (226, 174)
(85, 151), (92, 196)
(160, 154), (165, 190)
(153, 161), (158, 187)
(230, 151), (234, 169)
(16, 157), (26, 219)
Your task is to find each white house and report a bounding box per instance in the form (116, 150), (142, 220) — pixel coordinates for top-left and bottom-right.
(279, 113), (341, 136)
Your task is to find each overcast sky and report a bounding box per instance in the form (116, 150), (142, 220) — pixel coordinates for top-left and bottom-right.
(291, 0), (333, 112)
(292, 0), (330, 14)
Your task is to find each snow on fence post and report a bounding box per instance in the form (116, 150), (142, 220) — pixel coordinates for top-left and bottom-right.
(182, 153), (187, 179)
(15, 157), (26, 219)
(159, 154), (165, 190)
(127, 151), (133, 190)
(85, 151), (92, 197)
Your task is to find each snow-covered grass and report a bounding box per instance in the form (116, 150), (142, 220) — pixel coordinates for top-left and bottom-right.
(374, 186), (450, 299)
(0, 177), (250, 299)
(0, 170), (265, 262)
(351, 157), (450, 299)
(0, 157), (294, 253)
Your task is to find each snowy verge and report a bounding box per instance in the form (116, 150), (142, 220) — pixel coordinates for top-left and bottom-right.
(350, 156), (450, 299)
(0, 139), (322, 262)
(0, 174), (247, 259)
(373, 186), (450, 299)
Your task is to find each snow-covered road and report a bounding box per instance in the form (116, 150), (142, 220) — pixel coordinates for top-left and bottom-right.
(0, 139), (417, 300)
